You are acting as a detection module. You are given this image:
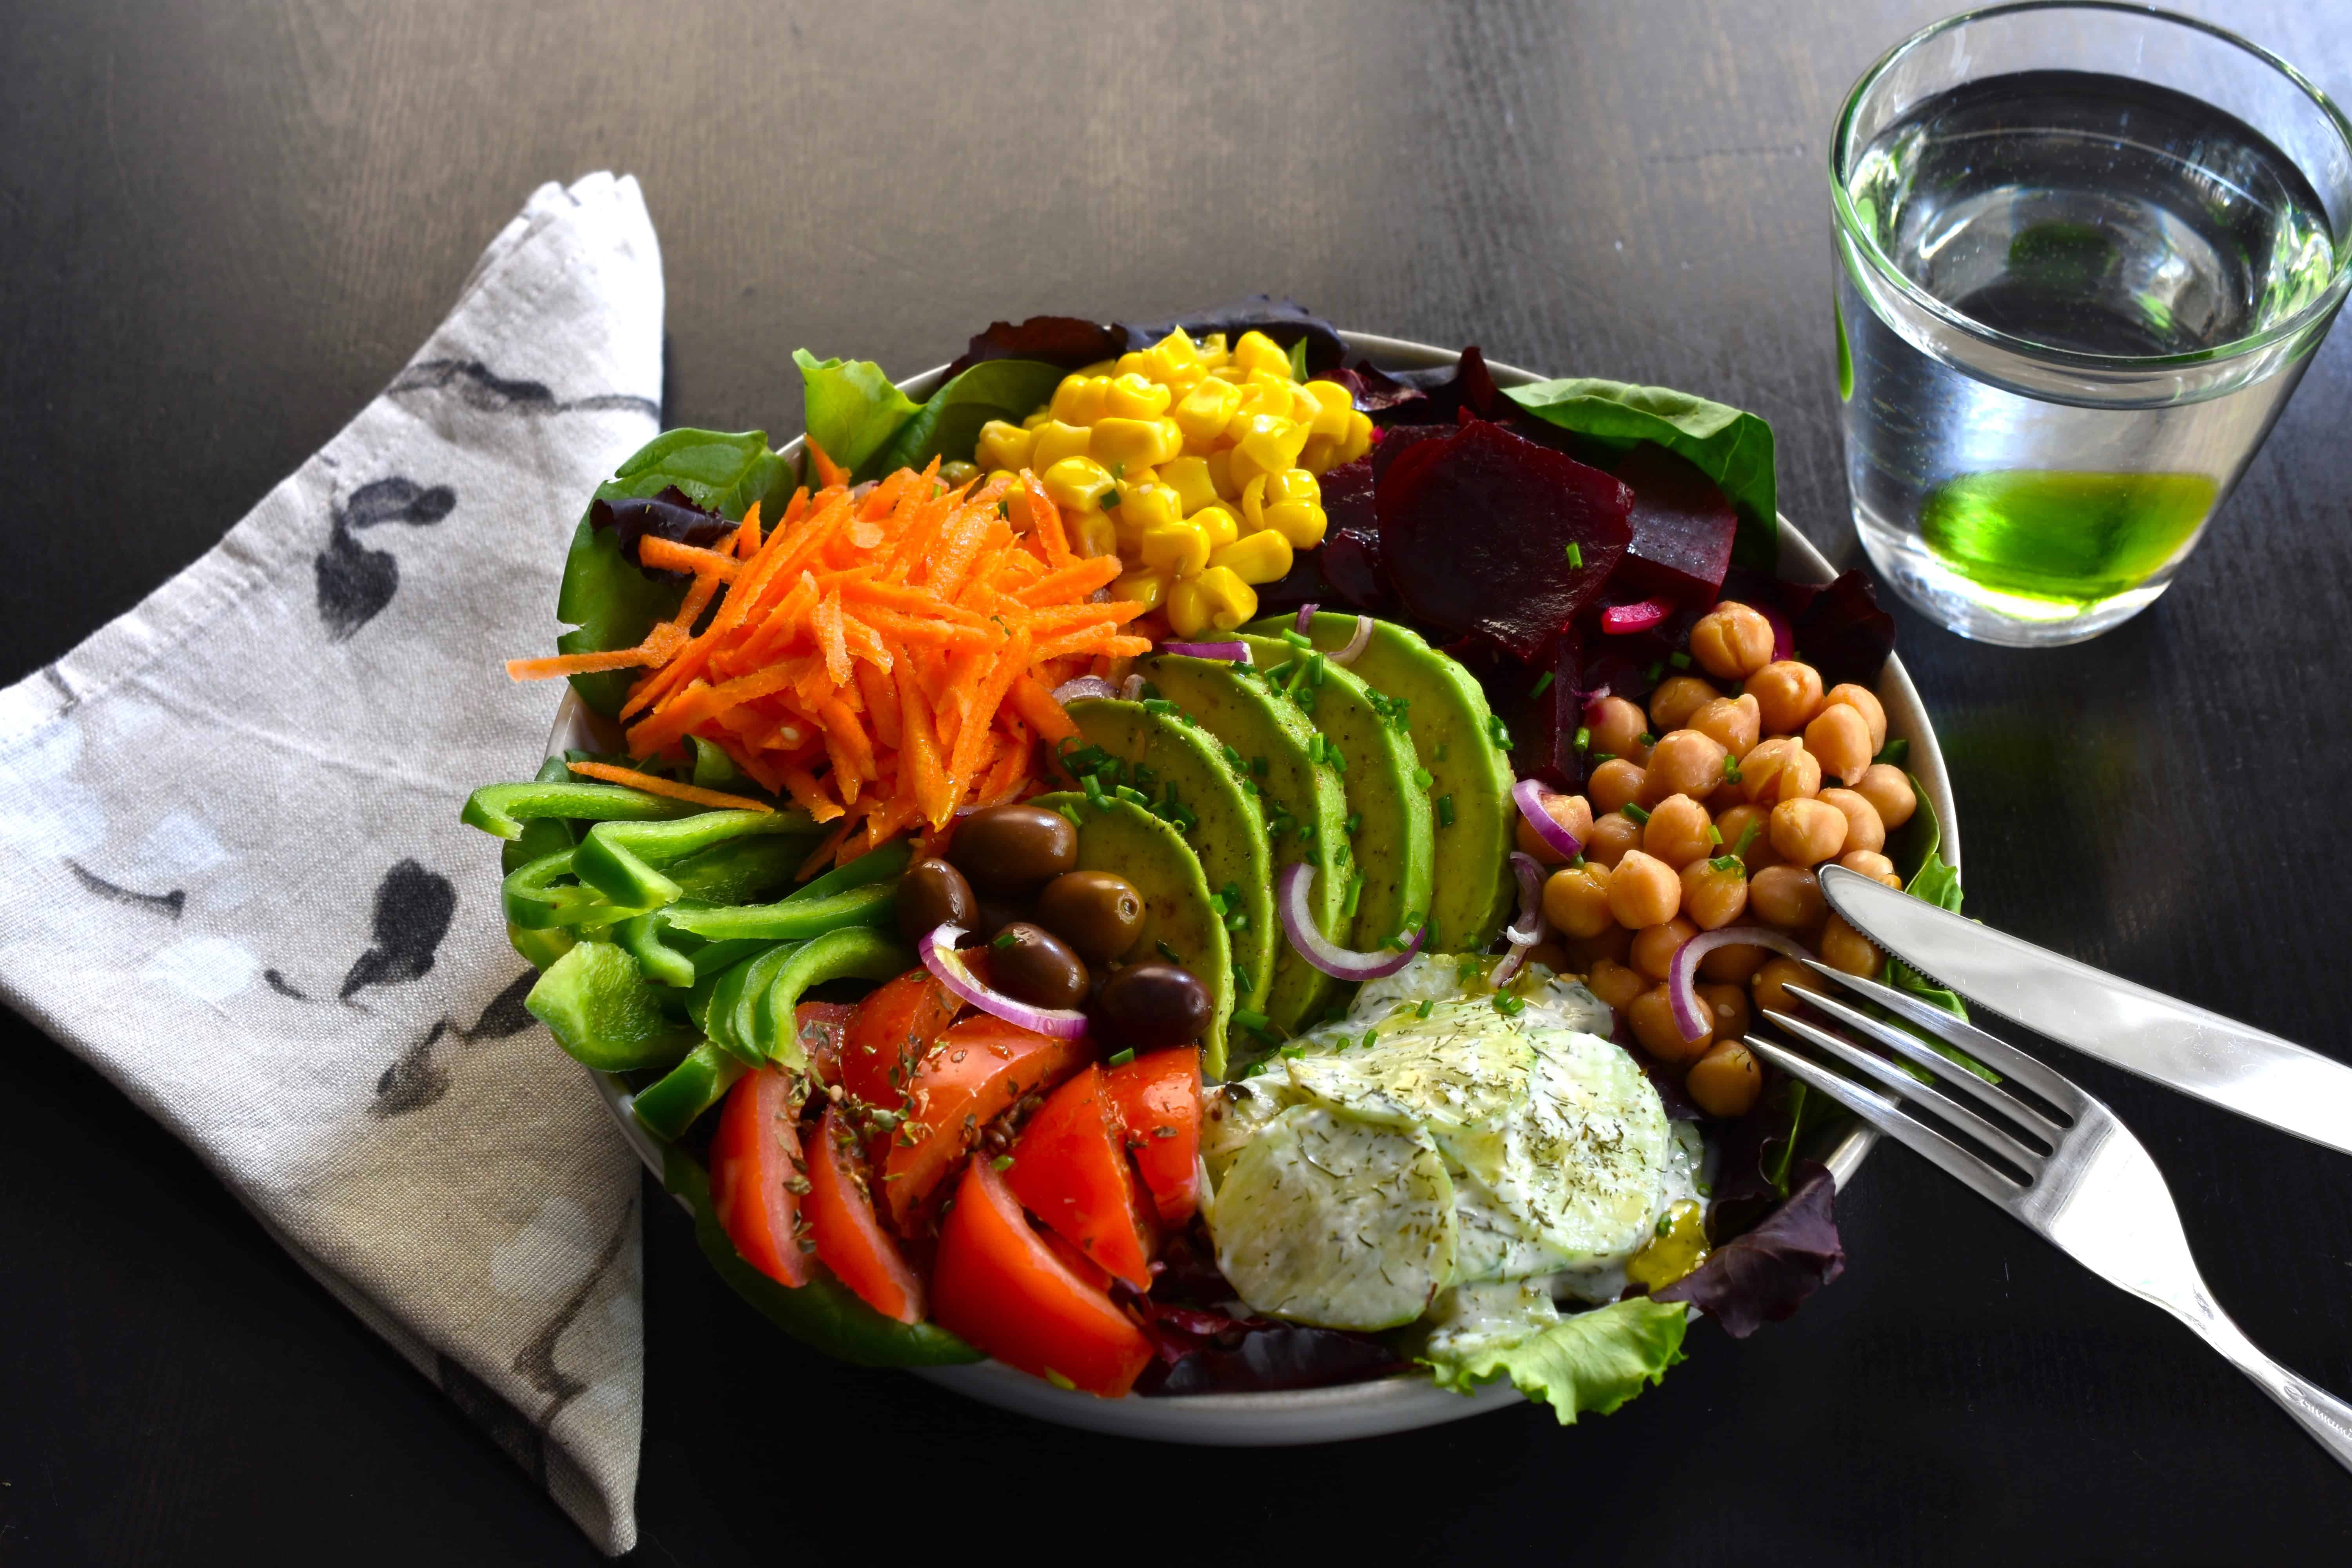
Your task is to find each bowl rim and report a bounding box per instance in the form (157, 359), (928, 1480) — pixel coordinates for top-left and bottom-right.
(560, 328), (1958, 1438)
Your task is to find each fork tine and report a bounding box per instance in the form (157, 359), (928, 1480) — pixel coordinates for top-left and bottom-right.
(1792, 960), (2087, 1116)
(1780, 981), (2069, 1145)
(1746, 1036), (2023, 1207)
(1762, 1006), (2047, 1173)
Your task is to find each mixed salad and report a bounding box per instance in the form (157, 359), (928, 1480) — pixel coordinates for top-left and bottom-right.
(461, 300), (1962, 1418)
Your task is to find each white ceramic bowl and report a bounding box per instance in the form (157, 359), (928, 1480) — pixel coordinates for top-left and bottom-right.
(555, 331), (1960, 1443)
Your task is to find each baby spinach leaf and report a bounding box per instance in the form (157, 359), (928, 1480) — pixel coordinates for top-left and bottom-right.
(872, 359), (1065, 478)
(1504, 377), (1778, 569)
(793, 349), (922, 477)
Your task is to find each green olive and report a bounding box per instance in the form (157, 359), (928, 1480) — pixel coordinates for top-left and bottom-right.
(1095, 961), (1212, 1049)
(895, 857), (978, 944)
(987, 922), (1089, 1010)
(1034, 870), (1146, 964)
(951, 804), (1078, 897)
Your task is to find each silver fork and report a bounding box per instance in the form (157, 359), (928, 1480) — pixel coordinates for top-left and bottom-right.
(1748, 960), (2352, 1475)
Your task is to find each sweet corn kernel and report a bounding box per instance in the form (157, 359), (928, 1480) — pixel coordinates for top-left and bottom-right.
(1106, 373), (1173, 421)
(1090, 416), (1178, 469)
(1266, 468), (1321, 509)
(1114, 351), (1155, 381)
(1189, 502), (1241, 553)
(1211, 528), (1294, 585)
(1298, 434), (1339, 476)
(1231, 330), (1291, 380)
(1193, 566), (1259, 631)
(975, 419), (1036, 474)
(1052, 374), (1113, 426)
(1002, 485), (1037, 534)
(1112, 565), (1171, 613)
(1165, 578), (1213, 639)
(1336, 410), (1374, 465)
(1118, 464), (1160, 491)
(1151, 329), (1198, 371)
(1259, 467), (1327, 547)
(1195, 332), (1229, 368)
(1140, 517), (1212, 579)
(1030, 420), (1093, 472)
(1305, 379), (1355, 437)
(1161, 456), (1220, 515)
(1173, 376), (1243, 444)
(1120, 482), (1185, 534)
(1203, 447), (1238, 500)
(1022, 409), (1051, 431)
(1042, 456), (1115, 511)
(1229, 415), (1310, 489)
(1071, 511), (1119, 560)
(1159, 362), (1206, 401)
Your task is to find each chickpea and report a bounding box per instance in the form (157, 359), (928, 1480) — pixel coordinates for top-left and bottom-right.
(1713, 802), (1780, 870)
(1588, 758), (1647, 815)
(1745, 660), (1826, 736)
(1629, 982), (1712, 1063)
(1820, 913), (1880, 976)
(1631, 916), (1699, 981)
(1700, 982), (1752, 1042)
(1587, 696), (1651, 765)
(1586, 811), (1643, 868)
(1689, 602), (1775, 681)
(1853, 763), (1917, 831)
(1706, 779), (1749, 816)
(1821, 682), (1888, 753)
(1515, 792), (1594, 866)
(1586, 956), (1647, 1011)
(1687, 1040), (1764, 1118)
(1740, 737), (1822, 805)
(1817, 787), (1886, 855)
(1752, 956), (1819, 1016)
(1698, 940), (1767, 982)
(1564, 923), (1633, 969)
(1542, 861), (1615, 938)
(1769, 797), (1849, 866)
(1648, 675), (1718, 733)
(1748, 864), (1826, 930)
(1838, 848), (1902, 888)
(1646, 730), (1730, 800)
(1689, 693), (1761, 757)
(1642, 793), (1716, 869)
(1606, 849), (1681, 929)
(1803, 702), (1873, 786)
(1680, 857), (1750, 930)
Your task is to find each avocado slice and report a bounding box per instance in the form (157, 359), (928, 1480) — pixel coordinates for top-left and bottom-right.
(1059, 697), (1276, 1056)
(1138, 653), (1351, 1041)
(1237, 633), (1436, 955)
(1248, 615), (1513, 952)
(1028, 791), (1235, 1069)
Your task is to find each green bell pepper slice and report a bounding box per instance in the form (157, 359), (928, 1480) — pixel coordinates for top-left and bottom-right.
(615, 912), (699, 989)
(661, 881), (897, 942)
(500, 759), (585, 874)
(664, 834), (818, 906)
(506, 921), (577, 971)
(708, 942), (802, 1065)
(757, 927), (912, 1070)
(462, 779), (703, 841)
(664, 1145), (980, 1367)
(786, 838), (914, 901)
(524, 939), (699, 1072)
(633, 1041), (748, 1141)
(574, 809), (815, 909)
(502, 848), (662, 931)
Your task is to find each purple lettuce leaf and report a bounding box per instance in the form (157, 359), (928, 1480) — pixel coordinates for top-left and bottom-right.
(1655, 1159), (1846, 1338)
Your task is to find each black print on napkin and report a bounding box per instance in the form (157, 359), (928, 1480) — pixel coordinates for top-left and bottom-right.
(65, 859), (186, 918)
(388, 358), (660, 422)
(314, 477), (456, 641)
(365, 970), (538, 1120)
(341, 857), (457, 1000)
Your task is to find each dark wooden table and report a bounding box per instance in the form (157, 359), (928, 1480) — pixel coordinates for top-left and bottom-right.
(5, 0), (2349, 1560)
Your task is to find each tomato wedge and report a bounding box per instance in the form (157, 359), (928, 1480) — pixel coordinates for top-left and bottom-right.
(801, 1103), (924, 1323)
(708, 1064), (809, 1288)
(1006, 1064), (1157, 1290)
(932, 1157), (1152, 1397)
(837, 968), (961, 1108)
(1035, 1221), (1117, 1294)
(793, 999), (858, 1085)
(1103, 1047), (1203, 1227)
(879, 1013), (1091, 1232)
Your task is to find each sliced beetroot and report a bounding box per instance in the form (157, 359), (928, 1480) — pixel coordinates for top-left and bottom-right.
(1367, 423), (1457, 482)
(1612, 443), (1738, 605)
(1376, 419), (1633, 661)
(1486, 625), (1586, 792)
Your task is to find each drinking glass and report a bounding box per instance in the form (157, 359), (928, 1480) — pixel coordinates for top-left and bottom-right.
(1832, 3), (2352, 646)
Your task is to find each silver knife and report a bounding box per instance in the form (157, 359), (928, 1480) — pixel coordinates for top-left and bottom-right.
(1817, 864), (2352, 1157)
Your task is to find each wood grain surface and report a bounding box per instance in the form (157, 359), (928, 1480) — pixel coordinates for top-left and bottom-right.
(2, 0), (2348, 1561)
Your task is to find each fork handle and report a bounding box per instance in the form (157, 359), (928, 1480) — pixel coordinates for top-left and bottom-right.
(2185, 1298), (2352, 1475)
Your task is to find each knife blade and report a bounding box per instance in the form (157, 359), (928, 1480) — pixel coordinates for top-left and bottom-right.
(1817, 865), (2352, 1157)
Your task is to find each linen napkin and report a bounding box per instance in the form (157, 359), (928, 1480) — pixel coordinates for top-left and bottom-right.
(0, 171), (666, 1554)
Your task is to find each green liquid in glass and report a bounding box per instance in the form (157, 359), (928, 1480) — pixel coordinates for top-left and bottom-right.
(1918, 470), (2218, 608)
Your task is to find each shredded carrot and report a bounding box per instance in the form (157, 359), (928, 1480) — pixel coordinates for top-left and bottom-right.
(805, 434), (849, 490)
(637, 536), (742, 580)
(564, 761), (774, 813)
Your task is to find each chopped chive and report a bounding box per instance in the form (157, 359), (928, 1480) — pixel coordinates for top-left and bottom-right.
(1708, 823), (1722, 844)
(1279, 1044), (1305, 1060)
(1637, 732), (1656, 747)
(1234, 964), (1252, 991)
(1281, 627), (1311, 648)
(1708, 853), (1742, 873)
(992, 1153), (1016, 1170)
(996, 499), (1011, 519)
(1362, 1029), (1379, 1050)
(1723, 764), (1744, 784)
(1493, 992), (1526, 1017)
(1591, 751), (1617, 764)
(1142, 697), (1174, 715)
(1343, 874), (1364, 917)
(1564, 541), (1583, 568)
(1345, 811), (1362, 835)
(991, 929), (1018, 949)
(1100, 486), (1122, 508)
(1156, 940), (1181, 963)
(1731, 820), (1762, 858)
(1437, 794), (1455, 828)
(1232, 1008), (1271, 1031)
(1416, 999), (1434, 1019)
(1107, 1047), (1136, 1067)
(1669, 651), (1691, 670)
(1411, 766), (1434, 790)
(1045, 1369), (1077, 1391)
(1573, 725), (1591, 752)
(1644, 661), (1662, 682)
(1530, 670), (1555, 697)
(1622, 801), (1651, 824)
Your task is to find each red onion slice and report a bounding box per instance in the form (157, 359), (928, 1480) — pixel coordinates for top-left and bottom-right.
(1664, 925), (1814, 1042)
(1330, 615), (1374, 666)
(1162, 641), (1252, 663)
(1581, 684), (1612, 721)
(1600, 598), (1671, 635)
(1511, 778), (1584, 860)
(920, 922), (1090, 1039)
(1051, 675), (1120, 704)
(1277, 863), (1425, 980)
(1295, 601), (1319, 633)
(1120, 674), (1145, 701)
(1492, 851), (1548, 984)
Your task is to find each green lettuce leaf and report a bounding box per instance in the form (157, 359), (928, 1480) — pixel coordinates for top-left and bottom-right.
(553, 429), (795, 715)
(1502, 377), (1778, 568)
(664, 1145), (982, 1368)
(873, 359), (1065, 479)
(794, 350), (922, 477)
(1422, 1297), (1688, 1424)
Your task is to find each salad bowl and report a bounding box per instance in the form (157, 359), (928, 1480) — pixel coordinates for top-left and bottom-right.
(557, 330), (1960, 1443)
